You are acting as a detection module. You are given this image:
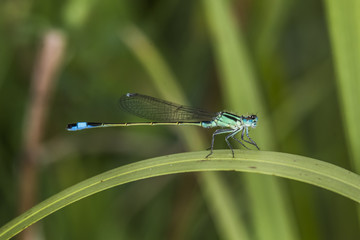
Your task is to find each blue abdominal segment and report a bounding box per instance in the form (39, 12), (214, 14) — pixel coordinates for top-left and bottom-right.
(67, 122), (102, 131)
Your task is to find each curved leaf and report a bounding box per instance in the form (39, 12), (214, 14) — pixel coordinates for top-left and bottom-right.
(1, 150), (359, 239)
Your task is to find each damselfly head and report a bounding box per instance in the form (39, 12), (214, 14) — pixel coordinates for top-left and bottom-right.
(243, 114), (258, 128)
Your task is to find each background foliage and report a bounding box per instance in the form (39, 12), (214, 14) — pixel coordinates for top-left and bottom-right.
(0, 0), (359, 239)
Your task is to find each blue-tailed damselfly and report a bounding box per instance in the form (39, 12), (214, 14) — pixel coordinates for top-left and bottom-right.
(67, 93), (260, 157)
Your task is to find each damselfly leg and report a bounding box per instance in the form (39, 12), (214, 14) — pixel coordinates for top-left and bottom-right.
(241, 129), (260, 150)
(206, 128), (251, 158)
(206, 129), (234, 158)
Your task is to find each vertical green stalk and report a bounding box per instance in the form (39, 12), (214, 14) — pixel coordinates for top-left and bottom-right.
(254, 0), (294, 62)
(203, 0), (298, 239)
(324, 0), (360, 171)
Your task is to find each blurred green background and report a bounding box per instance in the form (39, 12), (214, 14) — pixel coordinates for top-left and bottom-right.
(1, 0), (360, 239)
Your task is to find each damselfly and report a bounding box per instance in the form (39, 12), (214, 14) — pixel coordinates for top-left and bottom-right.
(67, 93), (260, 157)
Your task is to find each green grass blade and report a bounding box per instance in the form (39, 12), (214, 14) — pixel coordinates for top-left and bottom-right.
(324, 0), (360, 171)
(202, 1), (298, 239)
(253, 0), (294, 62)
(1, 150), (360, 240)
